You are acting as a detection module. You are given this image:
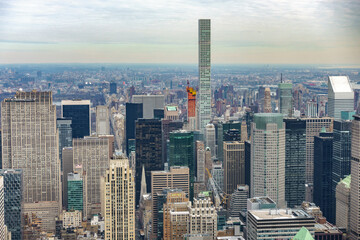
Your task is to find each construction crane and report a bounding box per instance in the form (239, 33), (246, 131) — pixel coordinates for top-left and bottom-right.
(206, 168), (229, 208)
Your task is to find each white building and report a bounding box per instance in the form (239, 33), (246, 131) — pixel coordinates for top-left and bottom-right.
(205, 124), (216, 158)
(96, 105), (110, 135)
(328, 76), (354, 120)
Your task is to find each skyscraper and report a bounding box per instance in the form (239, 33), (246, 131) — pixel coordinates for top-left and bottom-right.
(67, 172), (84, 212)
(279, 81), (293, 116)
(230, 185), (249, 217)
(187, 83), (197, 130)
(328, 76), (354, 119)
(198, 19), (211, 132)
(61, 100), (91, 138)
(263, 87), (272, 113)
(313, 132), (334, 223)
(188, 198), (217, 238)
(350, 115), (360, 240)
(125, 103), (143, 155)
(0, 169), (22, 240)
(102, 158), (135, 240)
(132, 95), (164, 119)
(205, 123), (216, 158)
(336, 175), (350, 231)
(284, 118), (306, 208)
(251, 113), (286, 207)
(96, 105), (110, 135)
(73, 136), (110, 216)
(224, 141), (245, 194)
(109, 82), (117, 95)
(56, 117), (72, 168)
(1, 91), (61, 211)
(135, 118), (163, 205)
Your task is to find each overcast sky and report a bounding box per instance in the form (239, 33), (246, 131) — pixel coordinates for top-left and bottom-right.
(0, 0), (359, 64)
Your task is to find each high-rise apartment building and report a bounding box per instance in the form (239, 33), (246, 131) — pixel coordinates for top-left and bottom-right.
(1, 91), (61, 211)
(350, 115), (360, 240)
(56, 117), (72, 167)
(102, 158), (135, 240)
(96, 105), (110, 135)
(205, 123), (216, 158)
(336, 175), (350, 231)
(169, 130), (194, 198)
(224, 141), (245, 194)
(125, 103), (143, 155)
(151, 167), (189, 237)
(198, 19), (211, 132)
(67, 172), (84, 212)
(279, 82), (293, 116)
(61, 100), (91, 138)
(314, 132), (334, 223)
(328, 76), (354, 120)
(305, 117), (333, 185)
(0, 169), (22, 240)
(132, 95), (164, 119)
(73, 136), (110, 216)
(284, 118), (306, 208)
(251, 113), (286, 207)
(135, 118), (163, 205)
(247, 209), (316, 240)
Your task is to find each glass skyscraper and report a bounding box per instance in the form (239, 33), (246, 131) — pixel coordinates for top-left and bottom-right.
(284, 118), (306, 208)
(61, 100), (91, 138)
(67, 172), (83, 212)
(198, 19), (211, 132)
(125, 103), (143, 155)
(0, 169), (23, 240)
(279, 82), (293, 116)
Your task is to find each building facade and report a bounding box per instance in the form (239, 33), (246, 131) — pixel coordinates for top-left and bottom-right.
(125, 103), (143, 155)
(328, 76), (354, 120)
(61, 99), (91, 138)
(67, 172), (83, 212)
(56, 117), (72, 168)
(279, 82), (293, 116)
(336, 175), (350, 231)
(224, 141), (245, 195)
(96, 105), (110, 135)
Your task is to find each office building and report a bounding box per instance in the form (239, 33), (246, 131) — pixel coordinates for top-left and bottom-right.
(224, 141), (245, 194)
(60, 210), (82, 228)
(169, 130), (194, 198)
(198, 19), (211, 132)
(0, 169), (22, 240)
(328, 76), (354, 119)
(350, 115), (360, 240)
(73, 136), (110, 216)
(247, 209), (316, 240)
(62, 147), (73, 210)
(251, 113), (286, 207)
(211, 162), (224, 194)
(196, 141), (206, 184)
(61, 100), (91, 138)
(102, 158), (135, 240)
(164, 106), (179, 121)
(247, 197), (277, 211)
(56, 117), (72, 167)
(263, 88), (272, 113)
(0, 177), (5, 240)
(109, 82), (117, 95)
(279, 81), (293, 116)
(1, 91), (61, 211)
(284, 118), (306, 208)
(125, 103), (143, 155)
(161, 120), (184, 163)
(67, 172), (83, 212)
(306, 100), (318, 118)
(332, 117), (352, 209)
(132, 95), (164, 119)
(96, 105), (110, 135)
(163, 200), (189, 240)
(314, 132), (334, 224)
(188, 198), (217, 238)
(205, 123), (216, 158)
(135, 118), (163, 205)
(305, 117), (333, 186)
(151, 167), (189, 237)
(336, 175), (350, 231)
(230, 185), (249, 217)
(245, 140), (251, 190)
(23, 201), (59, 232)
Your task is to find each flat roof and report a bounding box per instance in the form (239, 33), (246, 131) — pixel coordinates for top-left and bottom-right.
(249, 209), (313, 220)
(61, 100), (91, 105)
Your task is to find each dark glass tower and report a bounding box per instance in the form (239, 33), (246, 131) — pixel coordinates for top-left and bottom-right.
(109, 82), (117, 94)
(169, 130), (194, 199)
(161, 120), (183, 163)
(56, 118), (72, 169)
(314, 132), (334, 224)
(244, 140), (251, 192)
(135, 119), (163, 205)
(284, 118), (306, 208)
(0, 169), (23, 240)
(125, 103), (143, 155)
(61, 100), (90, 139)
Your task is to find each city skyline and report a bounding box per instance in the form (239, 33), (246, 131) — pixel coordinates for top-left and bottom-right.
(0, 0), (359, 64)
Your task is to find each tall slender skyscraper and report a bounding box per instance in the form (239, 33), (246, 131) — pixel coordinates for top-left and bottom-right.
(1, 91), (61, 211)
(350, 115), (360, 240)
(61, 100), (91, 138)
(102, 158), (135, 240)
(198, 19), (211, 132)
(251, 113), (286, 207)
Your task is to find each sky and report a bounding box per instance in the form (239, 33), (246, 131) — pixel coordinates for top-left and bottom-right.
(0, 0), (359, 64)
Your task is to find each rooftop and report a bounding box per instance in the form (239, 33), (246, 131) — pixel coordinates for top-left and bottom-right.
(340, 175), (351, 188)
(249, 209), (313, 220)
(328, 76), (353, 93)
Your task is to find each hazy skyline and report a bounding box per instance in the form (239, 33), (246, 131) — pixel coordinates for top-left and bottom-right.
(0, 0), (359, 64)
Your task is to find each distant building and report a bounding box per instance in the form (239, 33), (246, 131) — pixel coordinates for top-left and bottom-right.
(102, 158), (135, 240)
(164, 106), (179, 121)
(56, 117), (72, 168)
(61, 99), (91, 138)
(205, 123), (216, 158)
(224, 141), (245, 195)
(96, 105), (110, 135)
(132, 95), (164, 119)
(125, 102), (143, 155)
(60, 210), (82, 228)
(336, 175), (350, 232)
(247, 209), (316, 240)
(328, 76), (354, 120)
(109, 82), (117, 95)
(279, 82), (293, 116)
(263, 88), (272, 113)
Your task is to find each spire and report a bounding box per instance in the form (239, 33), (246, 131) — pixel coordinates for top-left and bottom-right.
(140, 164), (147, 198)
